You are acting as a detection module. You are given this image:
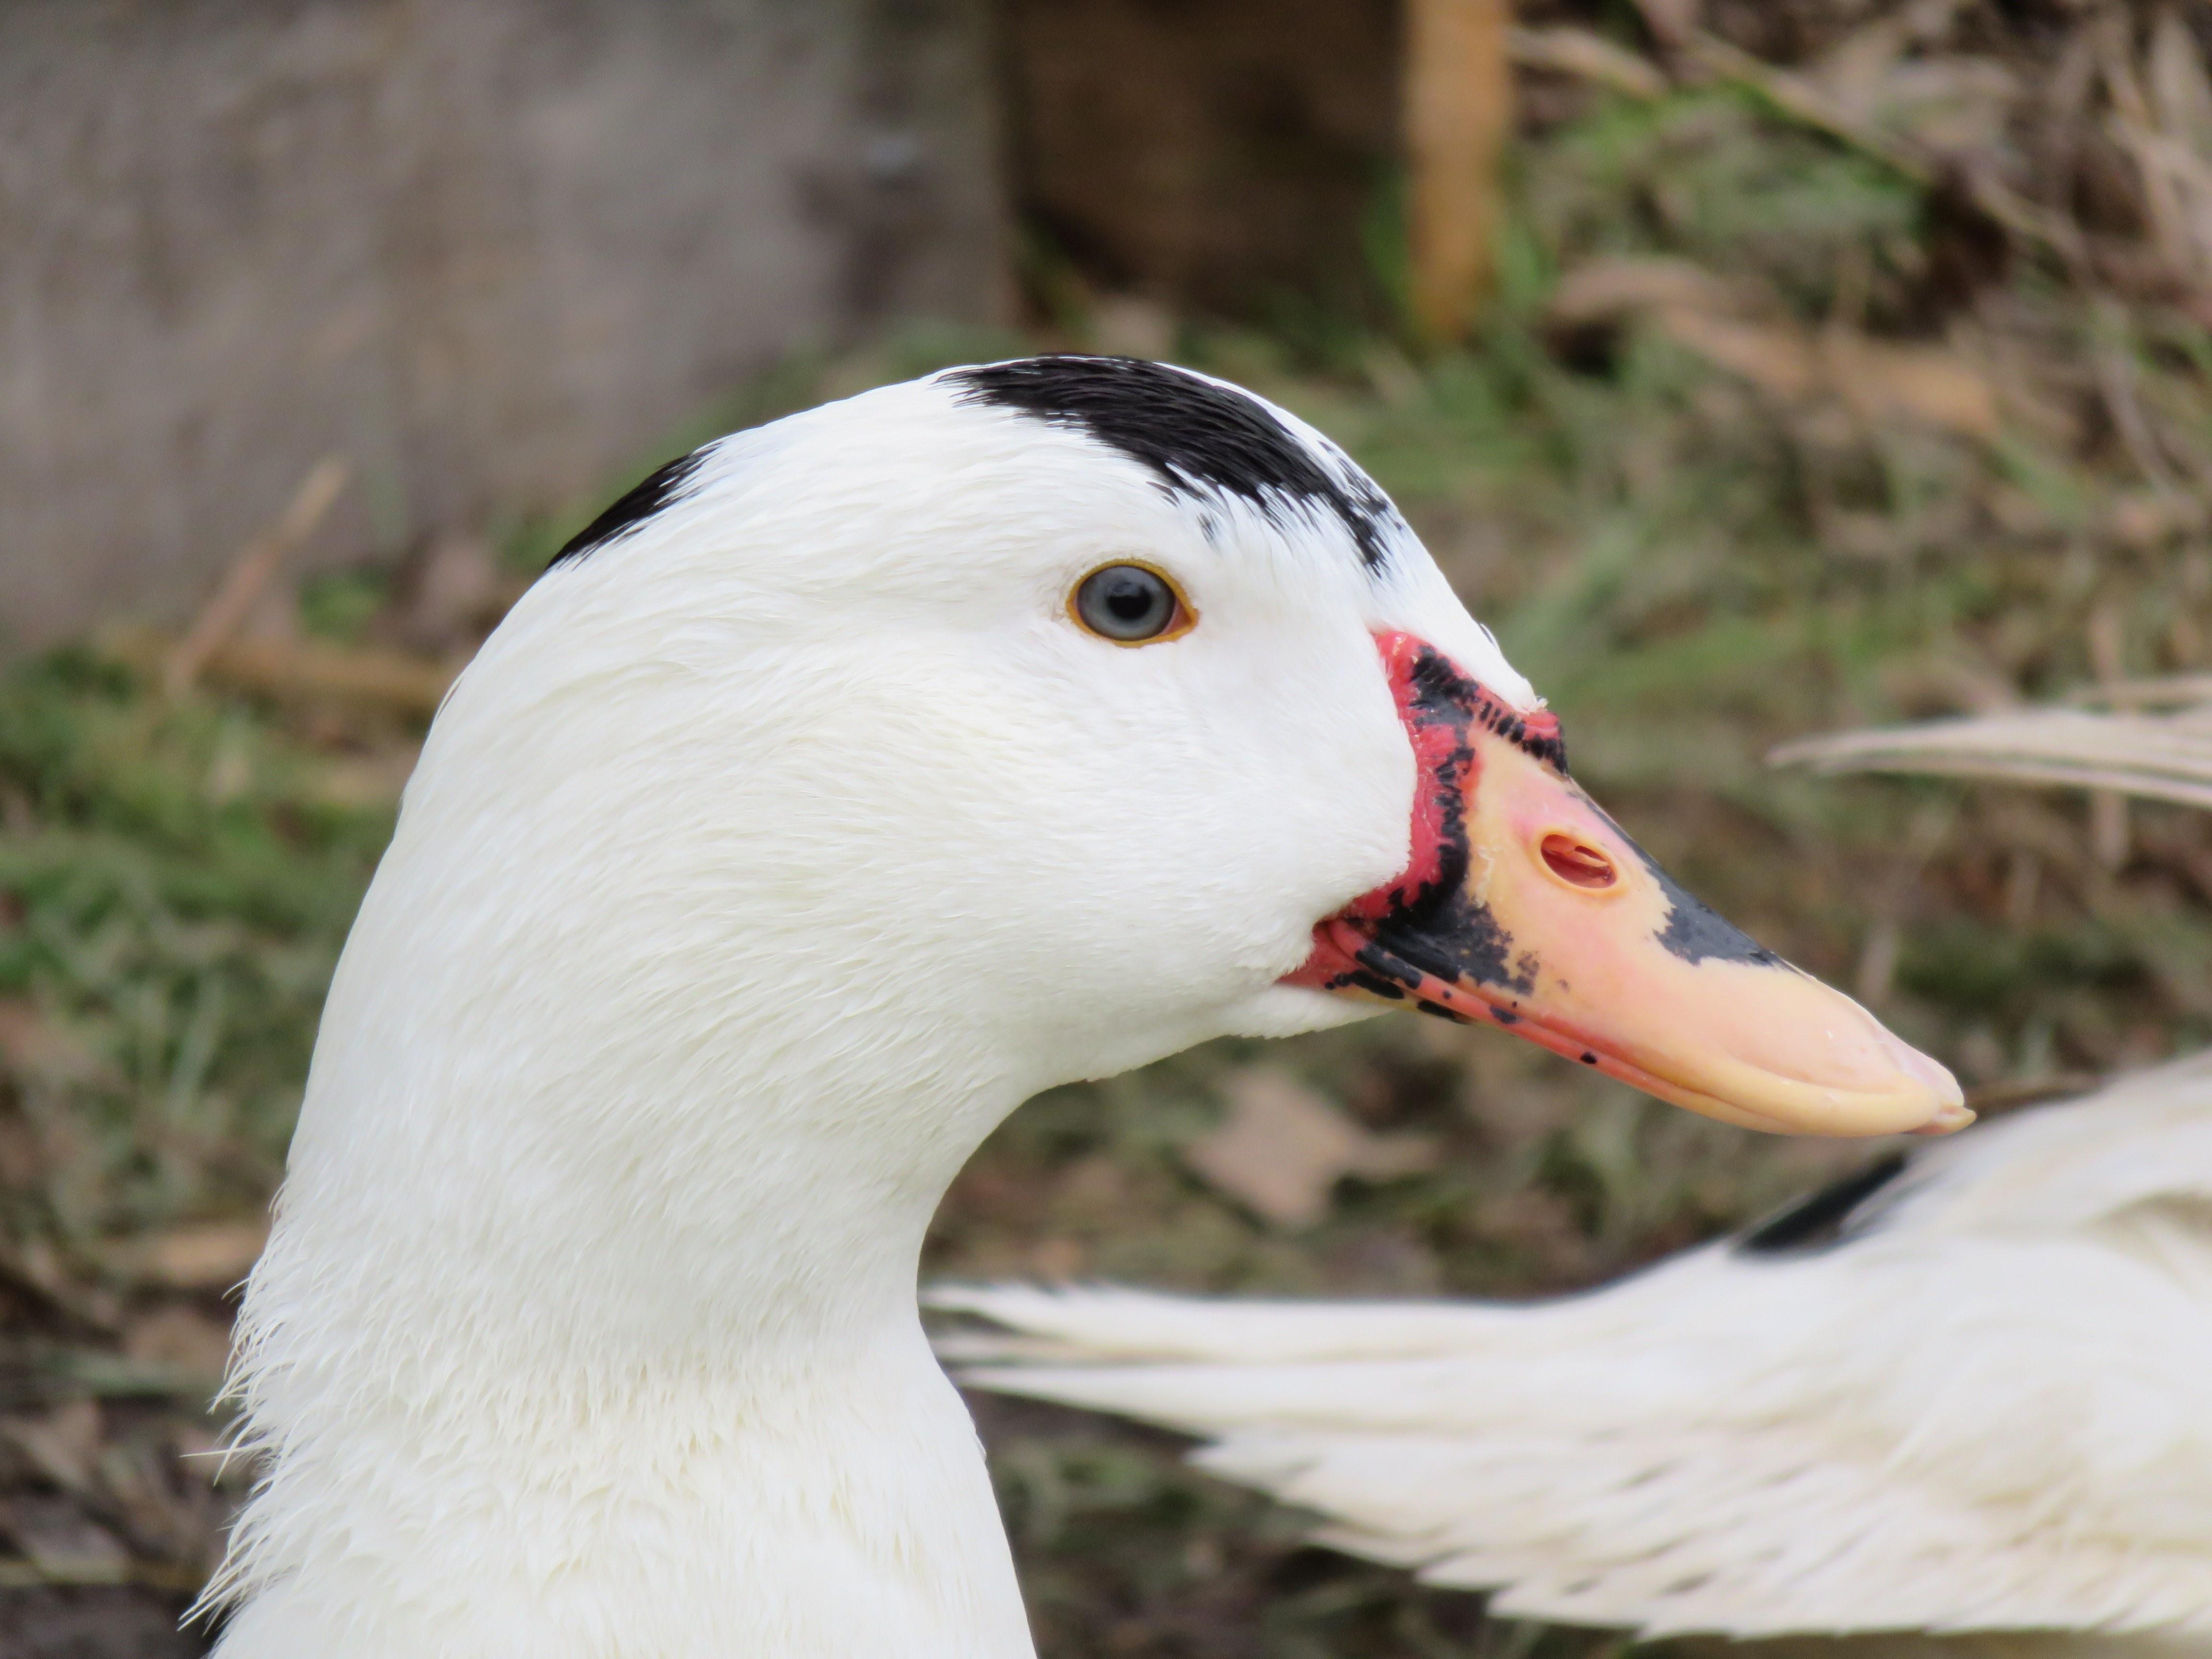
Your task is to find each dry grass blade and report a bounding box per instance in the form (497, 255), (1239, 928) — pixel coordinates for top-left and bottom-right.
(1548, 252), (2001, 437)
(185, 636), (455, 716)
(0, 1557), (205, 1592)
(2101, 8), (2212, 294)
(164, 457), (350, 697)
(107, 625), (456, 717)
(1771, 705), (2212, 811)
(1688, 32), (1932, 185)
(1686, 28), (2072, 260)
(2077, 672), (2212, 709)
(1508, 27), (1668, 101)
(1548, 256), (1744, 326)
(1659, 310), (2000, 436)
(100, 1222), (269, 1292)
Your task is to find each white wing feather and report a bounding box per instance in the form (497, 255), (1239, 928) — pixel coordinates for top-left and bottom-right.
(934, 1058), (2212, 1644)
(1768, 704), (2212, 813)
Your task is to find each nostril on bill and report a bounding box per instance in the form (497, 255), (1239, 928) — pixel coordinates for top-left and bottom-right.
(1540, 833), (1618, 890)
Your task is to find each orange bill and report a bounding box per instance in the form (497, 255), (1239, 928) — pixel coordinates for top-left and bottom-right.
(1291, 634), (1969, 1138)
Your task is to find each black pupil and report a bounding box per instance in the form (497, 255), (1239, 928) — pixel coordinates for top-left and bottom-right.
(1079, 566), (1175, 640)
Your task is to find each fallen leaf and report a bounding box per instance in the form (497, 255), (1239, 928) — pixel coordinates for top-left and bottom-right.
(2109, 488), (2209, 550)
(1182, 1069), (1438, 1228)
(122, 1305), (235, 1377)
(1546, 262), (2002, 439)
(1549, 257), (1744, 327)
(0, 1001), (109, 1087)
(1823, 330), (1999, 437)
(1657, 310), (1819, 401)
(1656, 311), (1998, 437)
(109, 1221), (269, 1291)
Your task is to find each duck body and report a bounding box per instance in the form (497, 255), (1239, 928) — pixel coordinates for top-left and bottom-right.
(946, 1057), (2212, 1649)
(204, 358), (1957, 1655)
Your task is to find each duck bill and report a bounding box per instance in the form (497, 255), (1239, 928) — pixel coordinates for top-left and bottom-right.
(1292, 635), (1968, 1138)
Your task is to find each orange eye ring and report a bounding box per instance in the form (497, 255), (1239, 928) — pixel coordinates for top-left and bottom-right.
(1068, 561), (1198, 646)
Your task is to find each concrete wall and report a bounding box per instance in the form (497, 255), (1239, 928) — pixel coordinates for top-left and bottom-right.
(0, 0), (1007, 650)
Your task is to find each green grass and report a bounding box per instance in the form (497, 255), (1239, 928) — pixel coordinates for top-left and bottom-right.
(0, 651), (395, 1247)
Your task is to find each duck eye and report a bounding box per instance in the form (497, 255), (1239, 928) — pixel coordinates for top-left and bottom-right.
(1071, 564), (1191, 644)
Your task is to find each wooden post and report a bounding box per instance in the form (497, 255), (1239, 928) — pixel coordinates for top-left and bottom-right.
(1405, 0), (1515, 343)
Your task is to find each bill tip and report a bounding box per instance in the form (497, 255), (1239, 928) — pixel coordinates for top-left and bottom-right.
(1911, 1098), (1976, 1136)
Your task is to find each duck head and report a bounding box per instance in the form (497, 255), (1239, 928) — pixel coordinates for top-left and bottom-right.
(502, 355), (1960, 1140)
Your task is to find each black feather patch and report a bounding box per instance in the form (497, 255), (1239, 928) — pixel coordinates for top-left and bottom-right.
(1733, 1152), (1910, 1255)
(544, 448), (710, 573)
(950, 356), (1402, 571)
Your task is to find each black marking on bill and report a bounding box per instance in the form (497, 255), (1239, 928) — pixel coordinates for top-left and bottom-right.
(1353, 644), (1542, 1002)
(1646, 854), (1781, 967)
(545, 448), (710, 573)
(1586, 803), (1782, 968)
(1406, 645), (1567, 773)
(1734, 1152), (1911, 1255)
(1343, 970), (1406, 1001)
(1359, 904), (1538, 1002)
(951, 356), (1405, 572)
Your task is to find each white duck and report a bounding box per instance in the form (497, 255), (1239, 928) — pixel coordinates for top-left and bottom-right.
(203, 357), (1960, 1658)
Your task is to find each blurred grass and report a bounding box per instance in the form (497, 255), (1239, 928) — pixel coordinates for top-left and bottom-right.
(0, 652), (394, 1250)
(7, 47), (2212, 1656)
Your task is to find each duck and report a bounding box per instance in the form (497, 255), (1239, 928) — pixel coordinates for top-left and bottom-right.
(940, 682), (2212, 1659)
(201, 356), (1961, 1658)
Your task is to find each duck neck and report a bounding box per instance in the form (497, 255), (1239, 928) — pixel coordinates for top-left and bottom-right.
(215, 881), (1041, 1659)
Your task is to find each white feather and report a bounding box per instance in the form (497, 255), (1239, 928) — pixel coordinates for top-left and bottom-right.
(939, 1056), (2212, 1650)
(1770, 704), (2212, 811)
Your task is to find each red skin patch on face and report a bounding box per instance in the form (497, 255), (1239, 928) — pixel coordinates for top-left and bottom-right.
(1284, 630), (1560, 991)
